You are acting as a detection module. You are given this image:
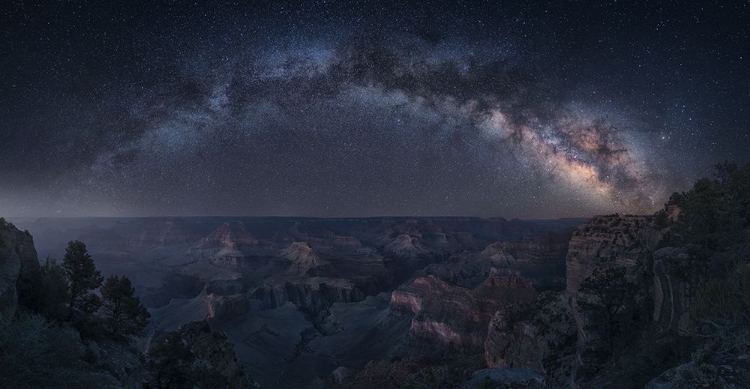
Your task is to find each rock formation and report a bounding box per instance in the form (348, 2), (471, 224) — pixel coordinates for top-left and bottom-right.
(251, 277), (365, 315)
(463, 367), (546, 388)
(483, 214), (663, 386)
(391, 274), (537, 355)
(484, 293), (578, 387)
(0, 220), (40, 320)
(280, 241), (323, 276)
(154, 320), (260, 388)
(651, 247), (692, 334)
(384, 234), (428, 258)
(7, 216), (587, 388)
(565, 214), (659, 294)
(191, 223), (259, 269)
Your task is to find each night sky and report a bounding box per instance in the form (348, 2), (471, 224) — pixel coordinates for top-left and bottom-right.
(1, 1), (748, 218)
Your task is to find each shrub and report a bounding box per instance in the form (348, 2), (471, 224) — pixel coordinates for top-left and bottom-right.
(0, 313), (111, 388)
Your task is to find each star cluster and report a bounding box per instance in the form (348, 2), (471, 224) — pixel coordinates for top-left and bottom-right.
(0, 1), (748, 217)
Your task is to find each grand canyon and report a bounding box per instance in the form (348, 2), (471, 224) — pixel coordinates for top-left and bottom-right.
(6, 216), (582, 387)
(2, 1), (748, 388)
(3, 167), (750, 388)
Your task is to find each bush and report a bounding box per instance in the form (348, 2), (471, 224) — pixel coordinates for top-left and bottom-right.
(100, 275), (150, 338)
(692, 263), (750, 326)
(0, 313), (111, 389)
(33, 257), (71, 322)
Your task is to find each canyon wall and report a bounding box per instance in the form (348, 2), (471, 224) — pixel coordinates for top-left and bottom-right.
(0, 220), (40, 320)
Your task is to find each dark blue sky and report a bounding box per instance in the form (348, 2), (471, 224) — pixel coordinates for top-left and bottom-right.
(1, 0), (748, 218)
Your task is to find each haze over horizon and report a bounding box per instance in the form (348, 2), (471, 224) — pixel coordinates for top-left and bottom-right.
(2, 1), (748, 218)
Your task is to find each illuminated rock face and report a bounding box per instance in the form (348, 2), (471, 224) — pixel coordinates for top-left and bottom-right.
(384, 233), (428, 258)
(391, 274), (537, 355)
(280, 241), (323, 276)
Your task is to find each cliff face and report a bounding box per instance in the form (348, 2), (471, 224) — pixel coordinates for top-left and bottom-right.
(651, 247), (692, 334)
(483, 214), (666, 387)
(484, 293), (578, 388)
(205, 293), (252, 325)
(0, 221), (40, 320)
(188, 223), (260, 269)
(280, 242), (324, 276)
(391, 274), (537, 355)
(384, 234), (428, 258)
(251, 277), (365, 315)
(565, 214), (659, 294)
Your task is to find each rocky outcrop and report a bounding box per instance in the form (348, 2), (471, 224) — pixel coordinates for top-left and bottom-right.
(0, 220), (40, 319)
(463, 368), (546, 389)
(190, 223), (259, 269)
(384, 234), (428, 258)
(336, 356), (430, 389)
(644, 327), (750, 389)
(474, 274), (539, 306)
(646, 361), (737, 389)
(566, 214), (659, 294)
(652, 247), (692, 334)
(205, 293), (252, 325)
(560, 215), (661, 381)
(480, 243), (518, 266)
(279, 242), (323, 276)
(478, 215), (661, 388)
(422, 231), (572, 291)
(391, 275), (537, 355)
(391, 276), (486, 354)
(251, 277), (365, 315)
(165, 320), (259, 388)
(484, 292), (578, 387)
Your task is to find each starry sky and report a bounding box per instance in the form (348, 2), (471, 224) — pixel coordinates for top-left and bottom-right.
(1, 0), (748, 218)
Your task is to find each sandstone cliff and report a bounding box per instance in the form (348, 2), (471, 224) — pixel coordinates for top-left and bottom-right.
(565, 214), (659, 294)
(483, 214), (665, 387)
(280, 241), (324, 276)
(484, 292), (578, 388)
(391, 274), (537, 355)
(251, 277), (365, 315)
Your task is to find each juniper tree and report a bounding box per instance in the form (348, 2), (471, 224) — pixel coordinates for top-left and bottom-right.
(61, 241), (103, 323)
(100, 275), (150, 337)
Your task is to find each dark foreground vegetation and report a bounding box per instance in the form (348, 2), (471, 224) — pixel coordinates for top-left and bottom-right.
(0, 220), (257, 388)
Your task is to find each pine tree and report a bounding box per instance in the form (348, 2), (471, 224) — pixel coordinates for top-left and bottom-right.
(37, 257), (70, 322)
(100, 275), (150, 337)
(578, 266), (643, 360)
(61, 241), (103, 322)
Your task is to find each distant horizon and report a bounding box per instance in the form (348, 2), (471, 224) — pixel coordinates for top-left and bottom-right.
(3, 214), (606, 221)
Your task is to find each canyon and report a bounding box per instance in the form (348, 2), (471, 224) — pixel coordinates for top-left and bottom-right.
(7, 207), (740, 388)
(8, 216), (583, 387)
